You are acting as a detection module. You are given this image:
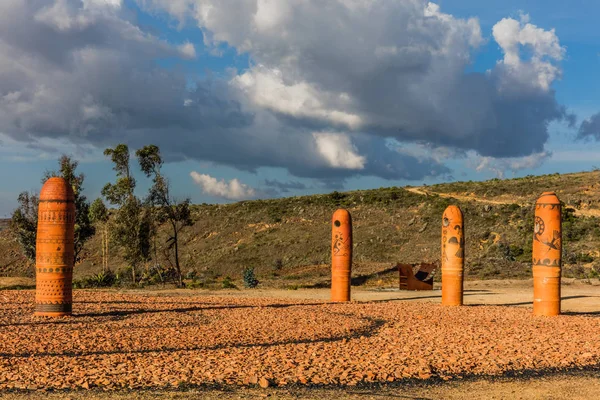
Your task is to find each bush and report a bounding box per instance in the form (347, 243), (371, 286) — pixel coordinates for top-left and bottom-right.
(73, 270), (117, 288)
(273, 259), (283, 271)
(243, 267), (259, 288)
(222, 276), (237, 289)
(576, 253), (595, 263)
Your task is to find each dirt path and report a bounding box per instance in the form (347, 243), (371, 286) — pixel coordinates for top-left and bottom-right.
(406, 187), (600, 218)
(406, 187), (511, 206)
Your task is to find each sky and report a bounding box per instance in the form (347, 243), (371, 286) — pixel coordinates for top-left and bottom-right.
(1, 0), (600, 216)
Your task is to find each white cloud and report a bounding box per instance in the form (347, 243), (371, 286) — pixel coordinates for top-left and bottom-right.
(178, 42), (196, 59)
(254, 0), (290, 32)
(232, 66), (362, 129)
(190, 171), (257, 200)
(313, 132), (366, 170)
(492, 14), (564, 91)
(472, 151), (552, 178)
(136, 0), (570, 159)
(0, 0), (573, 185)
(83, 0), (122, 8)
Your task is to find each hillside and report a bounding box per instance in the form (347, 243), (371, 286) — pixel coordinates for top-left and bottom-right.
(2, 170), (600, 287)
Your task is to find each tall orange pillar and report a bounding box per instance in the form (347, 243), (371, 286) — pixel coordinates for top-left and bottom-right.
(532, 192), (562, 316)
(35, 177), (75, 317)
(441, 205), (464, 306)
(331, 209), (352, 302)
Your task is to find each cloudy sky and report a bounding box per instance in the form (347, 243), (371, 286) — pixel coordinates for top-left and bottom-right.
(1, 0), (600, 215)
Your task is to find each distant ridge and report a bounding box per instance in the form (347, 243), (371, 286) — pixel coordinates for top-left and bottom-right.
(1, 170), (600, 285)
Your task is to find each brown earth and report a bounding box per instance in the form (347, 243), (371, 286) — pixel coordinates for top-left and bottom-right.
(1, 281), (600, 398)
(1, 374), (600, 399)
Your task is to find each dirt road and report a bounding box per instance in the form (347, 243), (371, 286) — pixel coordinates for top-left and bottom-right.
(405, 186), (600, 218)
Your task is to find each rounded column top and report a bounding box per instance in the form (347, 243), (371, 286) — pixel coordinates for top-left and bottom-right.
(332, 208), (351, 227)
(443, 205), (463, 220)
(536, 191), (560, 205)
(40, 177), (75, 202)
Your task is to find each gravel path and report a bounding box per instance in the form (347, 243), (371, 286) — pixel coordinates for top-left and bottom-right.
(1, 290), (600, 391)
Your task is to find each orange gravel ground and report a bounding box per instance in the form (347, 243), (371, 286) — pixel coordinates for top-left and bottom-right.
(1, 290), (600, 391)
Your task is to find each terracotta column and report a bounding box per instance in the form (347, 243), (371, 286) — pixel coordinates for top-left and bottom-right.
(331, 209), (352, 302)
(35, 177), (75, 317)
(441, 205), (464, 306)
(532, 192), (562, 316)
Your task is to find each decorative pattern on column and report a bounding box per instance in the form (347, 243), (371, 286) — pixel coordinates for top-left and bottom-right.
(331, 209), (352, 302)
(442, 205), (464, 306)
(35, 177), (75, 317)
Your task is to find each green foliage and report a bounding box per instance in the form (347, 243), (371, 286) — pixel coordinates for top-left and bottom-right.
(44, 155), (95, 264)
(222, 276), (237, 289)
(102, 144), (151, 283)
(89, 198), (109, 224)
(139, 264), (178, 285)
(89, 198), (110, 272)
(10, 192), (39, 263)
(102, 144), (136, 204)
(113, 197), (153, 272)
(136, 144), (194, 287)
(576, 253), (595, 263)
(329, 191), (346, 204)
(243, 267), (259, 288)
(11, 155), (94, 265)
(73, 270), (117, 288)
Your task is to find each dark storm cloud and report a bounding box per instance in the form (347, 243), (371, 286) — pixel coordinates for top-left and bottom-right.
(578, 113), (600, 140)
(0, 0), (573, 183)
(264, 179), (308, 193)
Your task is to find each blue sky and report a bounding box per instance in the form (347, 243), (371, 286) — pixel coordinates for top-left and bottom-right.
(1, 0), (600, 216)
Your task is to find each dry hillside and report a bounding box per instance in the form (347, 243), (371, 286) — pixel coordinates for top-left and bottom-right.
(2, 170), (600, 287)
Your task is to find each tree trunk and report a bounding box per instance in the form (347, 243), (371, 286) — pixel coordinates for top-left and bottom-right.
(173, 223), (182, 288)
(104, 226), (110, 272)
(101, 225), (106, 272)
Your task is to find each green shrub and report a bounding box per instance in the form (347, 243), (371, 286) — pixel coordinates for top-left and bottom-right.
(73, 270), (117, 288)
(576, 253), (595, 263)
(243, 267), (259, 288)
(222, 276), (237, 289)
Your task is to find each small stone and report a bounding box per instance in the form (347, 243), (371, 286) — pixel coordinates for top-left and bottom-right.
(259, 377), (270, 388)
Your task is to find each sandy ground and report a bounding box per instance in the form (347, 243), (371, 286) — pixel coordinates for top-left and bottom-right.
(1, 374), (599, 399)
(1, 278), (599, 399)
(119, 278), (600, 315)
(4, 277), (599, 314)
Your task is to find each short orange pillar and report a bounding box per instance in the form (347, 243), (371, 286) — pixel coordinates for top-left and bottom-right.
(331, 209), (352, 302)
(532, 192), (562, 316)
(35, 177), (75, 317)
(441, 205), (464, 306)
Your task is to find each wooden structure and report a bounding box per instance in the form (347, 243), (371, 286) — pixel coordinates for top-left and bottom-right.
(398, 263), (436, 291)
